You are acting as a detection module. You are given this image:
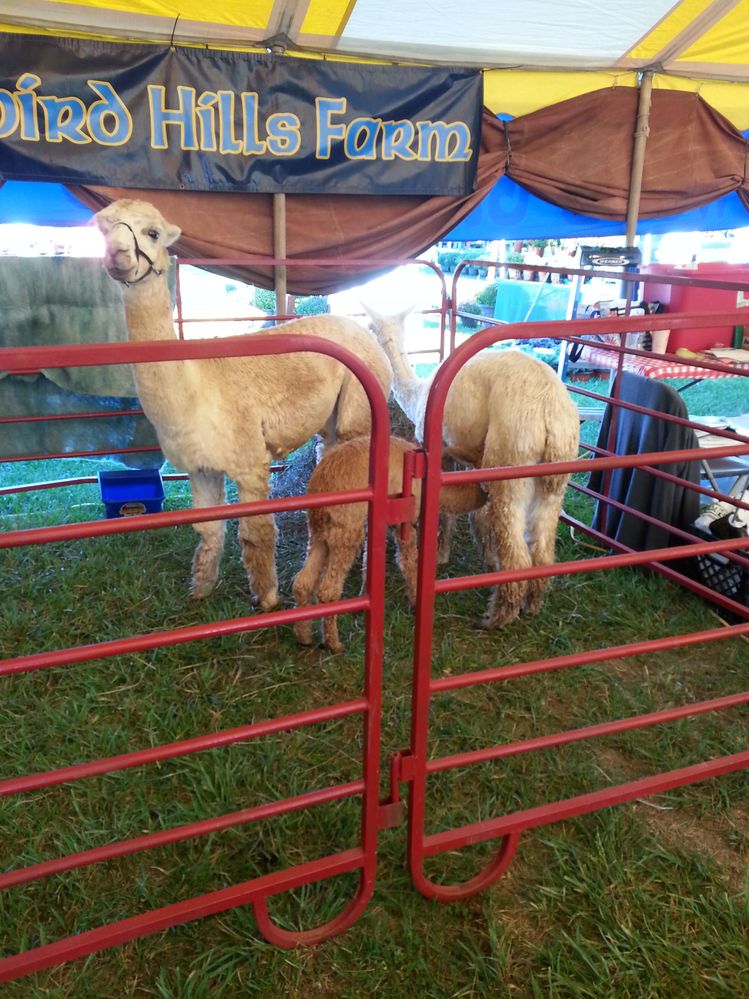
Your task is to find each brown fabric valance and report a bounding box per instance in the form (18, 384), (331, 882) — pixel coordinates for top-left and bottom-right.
(507, 88), (748, 220)
(69, 87), (749, 296)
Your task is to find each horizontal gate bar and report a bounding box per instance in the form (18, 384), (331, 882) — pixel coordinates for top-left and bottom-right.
(0, 487), (373, 548)
(0, 445), (162, 464)
(434, 534), (749, 593)
(0, 699), (367, 798)
(426, 689), (749, 773)
(0, 408), (144, 425)
(0, 472), (190, 497)
(435, 442), (749, 484)
(0, 596), (370, 676)
(423, 749), (749, 856)
(582, 447), (749, 514)
(563, 503), (749, 620)
(431, 620), (749, 692)
(576, 480), (749, 561)
(0, 779), (365, 890)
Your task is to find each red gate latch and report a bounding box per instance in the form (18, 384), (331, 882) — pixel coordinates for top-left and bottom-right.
(386, 448), (426, 544)
(377, 749), (417, 829)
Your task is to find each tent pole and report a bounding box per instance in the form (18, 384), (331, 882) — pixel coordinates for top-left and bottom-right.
(273, 192), (287, 319)
(269, 41), (288, 321)
(625, 70), (653, 247)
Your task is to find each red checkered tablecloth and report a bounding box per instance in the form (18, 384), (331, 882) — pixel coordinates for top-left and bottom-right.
(578, 345), (749, 380)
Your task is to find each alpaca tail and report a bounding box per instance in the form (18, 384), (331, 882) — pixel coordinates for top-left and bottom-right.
(537, 389), (580, 496)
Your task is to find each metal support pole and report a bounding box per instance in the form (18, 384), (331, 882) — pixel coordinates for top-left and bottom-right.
(270, 40), (288, 320)
(273, 192), (287, 319)
(625, 71), (653, 248)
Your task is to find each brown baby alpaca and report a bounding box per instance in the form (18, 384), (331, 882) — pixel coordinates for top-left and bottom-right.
(293, 435), (485, 653)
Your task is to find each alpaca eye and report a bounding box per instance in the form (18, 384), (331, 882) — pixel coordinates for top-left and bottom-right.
(147, 229), (159, 240)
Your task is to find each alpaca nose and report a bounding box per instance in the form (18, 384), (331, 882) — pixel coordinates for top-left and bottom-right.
(106, 245), (136, 268)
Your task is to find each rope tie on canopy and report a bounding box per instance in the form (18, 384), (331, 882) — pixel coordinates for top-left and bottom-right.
(169, 15), (180, 51)
(502, 119), (512, 173)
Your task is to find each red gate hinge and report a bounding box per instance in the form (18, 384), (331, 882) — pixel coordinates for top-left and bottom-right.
(388, 448), (427, 544)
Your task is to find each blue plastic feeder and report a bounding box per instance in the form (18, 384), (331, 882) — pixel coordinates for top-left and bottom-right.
(98, 468), (165, 518)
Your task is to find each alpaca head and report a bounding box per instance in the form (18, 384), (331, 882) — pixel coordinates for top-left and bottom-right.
(361, 303), (413, 357)
(94, 199), (181, 287)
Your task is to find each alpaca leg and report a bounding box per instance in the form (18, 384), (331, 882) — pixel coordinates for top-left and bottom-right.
(292, 536), (328, 646)
(235, 467), (279, 611)
(437, 512), (455, 565)
(470, 504), (500, 572)
(317, 529), (364, 653)
(395, 530), (420, 605)
(189, 469), (226, 599)
(437, 455), (457, 564)
(481, 479), (533, 629)
(524, 476), (569, 616)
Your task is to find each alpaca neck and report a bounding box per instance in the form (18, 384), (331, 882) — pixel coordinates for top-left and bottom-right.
(119, 274), (189, 427)
(121, 275), (176, 343)
(384, 340), (428, 424)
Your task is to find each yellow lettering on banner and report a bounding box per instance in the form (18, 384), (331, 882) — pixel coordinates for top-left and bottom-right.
(87, 81), (132, 146)
(37, 95), (90, 144)
(0, 89), (20, 139)
(266, 113), (301, 156)
(344, 117), (380, 160)
(217, 91), (242, 154)
(148, 85), (199, 151)
(316, 96), (347, 158)
(196, 92), (218, 152)
(381, 120), (417, 161)
(416, 121), (472, 162)
(16, 73), (41, 141)
(0, 71), (476, 175)
(241, 93), (267, 155)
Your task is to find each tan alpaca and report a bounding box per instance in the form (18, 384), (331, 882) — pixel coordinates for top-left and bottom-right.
(94, 199), (392, 609)
(293, 435), (485, 653)
(365, 307), (580, 628)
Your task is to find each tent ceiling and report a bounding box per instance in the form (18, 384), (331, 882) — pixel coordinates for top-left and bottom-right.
(2, 0), (749, 81)
(1, 1), (748, 238)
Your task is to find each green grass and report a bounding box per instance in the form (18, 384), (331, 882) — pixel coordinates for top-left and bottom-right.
(1, 396), (748, 998)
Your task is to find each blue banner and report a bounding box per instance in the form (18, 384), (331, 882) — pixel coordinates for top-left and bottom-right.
(0, 34), (482, 196)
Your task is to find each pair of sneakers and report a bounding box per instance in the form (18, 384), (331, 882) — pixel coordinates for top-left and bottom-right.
(694, 499), (749, 539)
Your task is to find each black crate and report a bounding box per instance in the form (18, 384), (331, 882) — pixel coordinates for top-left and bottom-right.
(692, 525), (749, 607)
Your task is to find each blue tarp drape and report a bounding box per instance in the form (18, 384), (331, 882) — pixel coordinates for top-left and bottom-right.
(1, 174), (747, 239)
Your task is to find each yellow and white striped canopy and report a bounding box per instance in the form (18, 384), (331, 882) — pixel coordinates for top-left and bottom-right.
(2, 1), (749, 124)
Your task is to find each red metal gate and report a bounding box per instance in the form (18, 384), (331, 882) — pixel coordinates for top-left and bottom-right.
(0, 332), (394, 982)
(402, 312), (749, 901)
(2, 297), (749, 979)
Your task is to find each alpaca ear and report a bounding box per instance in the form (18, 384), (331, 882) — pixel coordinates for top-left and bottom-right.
(396, 304), (414, 323)
(360, 302), (383, 325)
(164, 223), (181, 247)
(92, 205), (114, 232)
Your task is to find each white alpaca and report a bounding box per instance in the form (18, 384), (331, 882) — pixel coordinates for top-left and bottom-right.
(365, 307), (580, 628)
(94, 199), (392, 609)
(293, 435), (486, 652)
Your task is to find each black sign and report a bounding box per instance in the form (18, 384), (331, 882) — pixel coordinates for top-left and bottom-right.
(0, 34), (482, 196)
(580, 246), (642, 268)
